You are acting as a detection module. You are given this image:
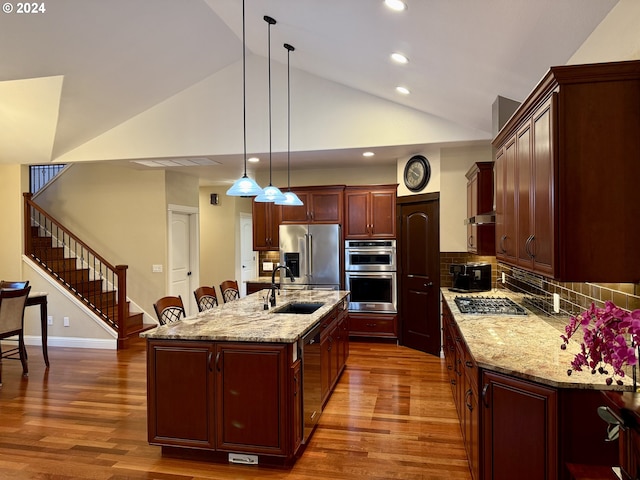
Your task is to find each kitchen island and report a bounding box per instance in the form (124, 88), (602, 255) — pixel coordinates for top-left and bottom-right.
(441, 289), (627, 480)
(141, 289), (350, 466)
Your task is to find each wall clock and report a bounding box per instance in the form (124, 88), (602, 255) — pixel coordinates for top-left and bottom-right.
(403, 155), (431, 192)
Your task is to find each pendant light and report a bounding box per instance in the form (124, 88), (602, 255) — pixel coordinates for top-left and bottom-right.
(275, 43), (303, 206)
(255, 15), (286, 203)
(227, 0), (263, 197)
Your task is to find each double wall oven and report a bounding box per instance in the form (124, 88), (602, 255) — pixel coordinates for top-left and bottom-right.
(344, 240), (397, 313)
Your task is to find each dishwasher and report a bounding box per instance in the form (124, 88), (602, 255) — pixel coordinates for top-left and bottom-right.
(301, 322), (322, 443)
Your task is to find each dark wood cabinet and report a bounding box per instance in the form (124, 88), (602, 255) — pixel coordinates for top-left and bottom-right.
(253, 202), (280, 251)
(146, 339), (300, 462)
(320, 303), (349, 405)
(443, 300), (479, 480)
(215, 343), (289, 454)
(348, 312), (397, 339)
(493, 60), (640, 282)
(280, 186), (344, 225)
(465, 163), (495, 256)
(481, 370), (558, 480)
(344, 185), (397, 239)
(246, 282), (270, 295)
(147, 341), (216, 449)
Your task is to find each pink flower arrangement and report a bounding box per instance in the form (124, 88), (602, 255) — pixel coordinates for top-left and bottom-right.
(561, 301), (640, 386)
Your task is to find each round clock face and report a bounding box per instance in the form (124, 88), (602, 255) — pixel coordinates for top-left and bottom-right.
(404, 155), (430, 192)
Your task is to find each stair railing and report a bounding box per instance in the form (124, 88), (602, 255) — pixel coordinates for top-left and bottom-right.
(23, 192), (129, 344)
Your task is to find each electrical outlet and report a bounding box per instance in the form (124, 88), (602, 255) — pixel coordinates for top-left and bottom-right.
(553, 293), (561, 313)
(47, 315), (53, 326)
(63, 316), (70, 327)
(501, 272), (506, 284)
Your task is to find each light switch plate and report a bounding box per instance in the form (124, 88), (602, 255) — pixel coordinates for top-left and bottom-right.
(263, 262), (273, 271)
(553, 293), (561, 313)
(152, 264), (163, 273)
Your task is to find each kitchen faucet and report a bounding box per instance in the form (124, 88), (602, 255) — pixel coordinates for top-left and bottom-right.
(270, 265), (295, 307)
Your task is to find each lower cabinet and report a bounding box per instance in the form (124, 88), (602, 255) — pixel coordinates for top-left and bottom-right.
(147, 340), (300, 462)
(481, 370), (558, 480)
(348, 312), (397, 339)
(321, 305), (349, 405)
(443, 300), (480, 480)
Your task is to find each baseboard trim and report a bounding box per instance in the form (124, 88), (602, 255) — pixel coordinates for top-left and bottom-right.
(22, 335), (116, 350)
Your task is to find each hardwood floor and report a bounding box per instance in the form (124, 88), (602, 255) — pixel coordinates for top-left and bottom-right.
(0, 340), (471, 479)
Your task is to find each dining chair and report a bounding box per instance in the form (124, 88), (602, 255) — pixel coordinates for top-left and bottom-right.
(220, 280), (240, 303)
(0, 280), (29, 290)
(194, 286), (218, 312)
(0, 286), (31, 386)
(153, 295), (186, 326)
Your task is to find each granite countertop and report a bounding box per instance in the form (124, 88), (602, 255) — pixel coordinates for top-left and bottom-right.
(441, 288), (632, 391)
(245, 277), (273, 284)
(142, 289), (350, 343)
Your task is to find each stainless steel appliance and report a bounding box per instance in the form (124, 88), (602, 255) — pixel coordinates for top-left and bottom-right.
(345, 239), (396, 271)
(300, 322), (322, 443)
(454, 296), (527, 315)
(345, 239), (397, 313)
(449, 263), (492, 293)
(345, 271), (397, 313)
(279, 224), (341, 290)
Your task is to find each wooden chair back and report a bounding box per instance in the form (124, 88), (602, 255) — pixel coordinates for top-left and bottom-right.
(0, 280), (29, 290)
(0, 287), (31, 336)
(153, 295), (186, 325)
(220, 280), (240, 303)
(194, 286), (218, 312)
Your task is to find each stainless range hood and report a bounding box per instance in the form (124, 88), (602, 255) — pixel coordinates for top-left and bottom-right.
(464, 211), (496, 225)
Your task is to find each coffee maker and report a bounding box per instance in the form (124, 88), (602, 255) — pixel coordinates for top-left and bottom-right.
(449, 263), (492, 292)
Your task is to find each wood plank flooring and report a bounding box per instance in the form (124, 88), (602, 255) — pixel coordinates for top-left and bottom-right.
(0, 340), (471, 479)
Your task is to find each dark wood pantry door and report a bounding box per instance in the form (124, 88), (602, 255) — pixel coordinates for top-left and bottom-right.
(397, 193), (441, 356)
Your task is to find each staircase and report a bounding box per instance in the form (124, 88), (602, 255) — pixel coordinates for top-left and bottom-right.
(24, 193), (154, 348)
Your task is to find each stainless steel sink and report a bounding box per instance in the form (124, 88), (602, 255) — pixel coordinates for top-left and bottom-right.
(272, 302), (324, 314)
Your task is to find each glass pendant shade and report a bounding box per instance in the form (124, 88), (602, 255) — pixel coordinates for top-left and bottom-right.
(255, 184), (286, 202)
(275, 190), (303, 206)
(226, 174), (263, 196)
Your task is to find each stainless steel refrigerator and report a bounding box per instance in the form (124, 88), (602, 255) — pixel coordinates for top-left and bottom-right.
(279, 224), (341, 290)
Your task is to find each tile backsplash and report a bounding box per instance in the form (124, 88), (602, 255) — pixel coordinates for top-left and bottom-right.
(257, 251), (280, 277)
(440, 252), (640, 317)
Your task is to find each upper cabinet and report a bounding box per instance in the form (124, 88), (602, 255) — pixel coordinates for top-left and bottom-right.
(465, 163), (495, 255)
(344, 185), (397, 239)
(493, 60), (640, 282)
(253, 202), (280, 251)
(280, 186), (345, 225)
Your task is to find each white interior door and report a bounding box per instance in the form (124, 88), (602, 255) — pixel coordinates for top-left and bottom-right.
(240, 213), (256, 296)
(170, 212), (192, 313)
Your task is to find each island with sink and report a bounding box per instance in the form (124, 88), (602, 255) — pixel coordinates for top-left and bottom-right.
(141, 289), (350, 466)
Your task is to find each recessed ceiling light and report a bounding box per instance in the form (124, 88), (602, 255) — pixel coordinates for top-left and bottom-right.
(384, 0), (407, 12)
(391, 53), (408, 64)
(362, 151), (375, 157)
(396, 86), (410, 95)
(248, 157), (260, 163)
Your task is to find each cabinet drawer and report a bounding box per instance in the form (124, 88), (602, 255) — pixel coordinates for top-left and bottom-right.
(348, 314), (397, 338)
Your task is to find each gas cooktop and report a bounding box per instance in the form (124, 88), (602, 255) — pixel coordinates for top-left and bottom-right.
(454, 296), (527, 316)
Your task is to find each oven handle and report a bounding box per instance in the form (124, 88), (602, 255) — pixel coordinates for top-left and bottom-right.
(346, 249), (396, 255)
(346, 272), (396, 278)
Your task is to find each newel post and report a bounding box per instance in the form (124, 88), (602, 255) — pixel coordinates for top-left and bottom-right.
(115, 264), (128, 349)
(23, 192), (33, 256)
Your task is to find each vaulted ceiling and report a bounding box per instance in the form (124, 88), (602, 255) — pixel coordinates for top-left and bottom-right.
(0, 0), (619, 183)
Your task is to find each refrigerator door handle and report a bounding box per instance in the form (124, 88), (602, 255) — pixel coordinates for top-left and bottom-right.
(308, 233), (313, 281)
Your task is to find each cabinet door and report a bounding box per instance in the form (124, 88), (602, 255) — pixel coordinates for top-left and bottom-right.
(370, 190), (396, 238)
(309, 190), (343, 224)
(320, 333), (331, 403)
(215, 343), (289, 455)
(280, 191), (310, 223)
(516, 121), (533, 268)
(292, 359), (303, 454)
(482, 370), (557, 480)
(496, 137), (518, 263)
(530, 99), (554, 276)
(253, 202), (280, 251)
(147, 341), (215, 449)
(344, 191), (369, 238)
(464, 380), (480, 480)
(467, 174), (478, 253)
